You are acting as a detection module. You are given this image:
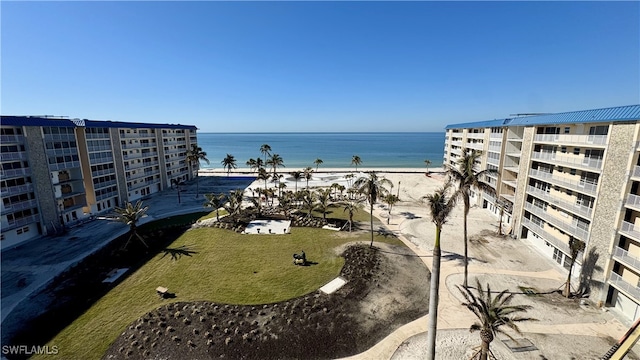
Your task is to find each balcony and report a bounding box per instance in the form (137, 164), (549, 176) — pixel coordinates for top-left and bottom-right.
(533, 134), (608, 146)
(466, 142), (483, 151)
(97, 190), (119, 201)
(3, 214), (40, 231)
(613, 247), (640, 272)
(127, 170), (157, 181)
(1, 199), (39, 215)
(451, 140), (463, 147)
(0, 152), (28, 161)
(620, 221), (640, 242)
(501, 193), (515, 203)
(0, 135), (25, 144)
(121, 142), (157, 150)
(490, 132), (503, 139)
(609, 271), (640, 301)
(87, 144), (113, 152)
(488, 145), (502, 153)
(85, 133), (111, 139)
(523, 202), (590, 241)
(129, 178), (160, 191)
(0, 183), (34, 196)
(44, 133), (75, 142)
(466, 132), (485, 139)
(92, 168), (115, 177)
(526, 185), (593, 219)
(487, 157), (500, 166)
(120, 132), (156, 139)
(48, 161), (81, 171)
(502, 179), (517, 189)
(0, 167), (31, 179)
(626, 194), (640, 212)
(531, 152), (603, 172)
(521, 217), (572, 255)
(94, 179), (118, 189)
(528, 169), (598, 196)
(632, 166), (640, 180)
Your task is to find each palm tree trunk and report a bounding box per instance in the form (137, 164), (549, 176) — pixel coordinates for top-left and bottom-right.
(195, 177), (199, 199)
(463, 205), (469, 288)
(369, 202), (374, 248)
(426, 226), (442, 360)
(564, 265), (573, 297)
(480, 340), (490, 360)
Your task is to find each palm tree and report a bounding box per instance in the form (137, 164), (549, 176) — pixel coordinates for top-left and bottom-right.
(354, 171), (392, 248)
(260, 144), (272, 164)
(304, 167), (314, 189)
(456, 279), (536, 360)
(341, 198), (363, 232)
(351, 155), (362, 172)
(314, 188), (333, 221)
(299, 189), (316, 218)
(257, 168), (270, 191)
(114, 200), (149, 249)
(424, 159), (432, 174)
(203, 193), (226, 221)
(423, 181), (458, 360)
(221, 154), (237, 176)
(448, 148), (498, 288)
(185, 144), (210, 198)
(246, 158), (258, 173)
(290, 171), (302, 192)
(314, 158), (323, 171)
(383, 193), (400, 224)
(170, 178), (184, 204)
(267, 153), (285, 176)
(255, 157), (265, 170)
(564, 237), (586, 298)
(278, 182), (287, 199)
(224, 189), (244, 218)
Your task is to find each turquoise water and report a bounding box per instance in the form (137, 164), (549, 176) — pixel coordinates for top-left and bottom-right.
(197, 132), (445, 169)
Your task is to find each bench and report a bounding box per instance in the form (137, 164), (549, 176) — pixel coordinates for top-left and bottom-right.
(156, 286), (168, 298)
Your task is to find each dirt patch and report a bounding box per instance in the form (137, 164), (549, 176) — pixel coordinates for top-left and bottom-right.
(103, 242), (429, 359)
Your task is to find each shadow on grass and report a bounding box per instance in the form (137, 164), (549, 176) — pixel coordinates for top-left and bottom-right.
(400, 211), (421, 219)
(160, 245), (198, 261)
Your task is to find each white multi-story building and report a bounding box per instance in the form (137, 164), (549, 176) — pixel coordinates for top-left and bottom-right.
(443, 104), (640, 322)
(1, 116), (198, 248)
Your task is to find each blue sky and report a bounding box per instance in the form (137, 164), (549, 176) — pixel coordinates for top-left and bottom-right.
(2, 1), (638, 132)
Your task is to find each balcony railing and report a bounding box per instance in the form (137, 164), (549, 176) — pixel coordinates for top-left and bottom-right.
(487, 157), (500, 166)
(502, 179), (517, 189)
(531, 152), (603, 171)
(526, 185), (593, 219)
(632, 166), (640, 179)
(0, 135), (25, 144)
(626, 194), (640, 212)
(523, 202), (590, 241)
(466, 132), (485, 139)
(1, 199), (39, 215)
(120, 132), (156, 139)
(528, 169), (598, 196)
(620, 221), (640, 242)
(0, 167), (31, 179)
(0, 183), (34, 196)
(97, 190), (119, 201)
(451, 140), (463, 147)
(92, 168), (115, 177)
(609, 271), (640, 301)
(488, 145), (502, 152)
(521, 217), (572, 255)
(0, 152), (27, 161)
(3, 214), (40, 231)
(466, 142), (483, 151)
(490, 132), (503, 139)
(94, 179), (118, 189)
(85, 133), (111, 139)
(87, 145), (113, 152)
(613, 247), (640, 272)
(48, 161), (81, 171)
(533, 134), (608, 146)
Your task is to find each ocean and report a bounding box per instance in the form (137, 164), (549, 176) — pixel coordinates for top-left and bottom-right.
(196, 132), (445, 170)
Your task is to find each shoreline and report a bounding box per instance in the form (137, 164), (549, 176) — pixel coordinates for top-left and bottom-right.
(199, 167), (441, 175)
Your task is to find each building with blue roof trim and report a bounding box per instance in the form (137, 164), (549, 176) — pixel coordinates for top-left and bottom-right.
(443, 104), (640, 324)
(1, 115), (199, 249)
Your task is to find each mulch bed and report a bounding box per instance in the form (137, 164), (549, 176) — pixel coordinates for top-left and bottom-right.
(103, 244), (429, 359)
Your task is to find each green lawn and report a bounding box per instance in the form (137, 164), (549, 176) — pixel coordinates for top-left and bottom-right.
(42, 217), (403, 359)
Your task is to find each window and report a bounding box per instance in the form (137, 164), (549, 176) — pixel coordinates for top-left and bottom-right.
(553, 248), (563, 265)
(570, 169), (576, 176)
(589, 126), (608, 135)
(573, 148), (580, 155)
(564, 127), (570, 134)
(561, 146), (567, 153)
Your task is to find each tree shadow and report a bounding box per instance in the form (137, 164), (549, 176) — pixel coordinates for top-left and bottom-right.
(441, 251), (488, 265)
(376, 227), (398, 238)
(299, 261), (319, 267)
(400, 212), (421, 219)
(578, 248), (601, 297)
(161, 245), (198, 261)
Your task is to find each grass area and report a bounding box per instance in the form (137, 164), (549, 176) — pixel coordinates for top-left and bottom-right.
(41, 217), (403, 359)
(198, 208), (229, 220)
(312, 204), (372, 222)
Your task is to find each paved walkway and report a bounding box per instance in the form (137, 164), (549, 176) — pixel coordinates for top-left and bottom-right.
(340, 204), (629, 359)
